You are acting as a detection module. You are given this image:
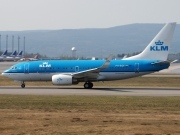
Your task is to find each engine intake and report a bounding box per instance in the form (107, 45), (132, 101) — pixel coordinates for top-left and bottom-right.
(52, 74), (78, 85)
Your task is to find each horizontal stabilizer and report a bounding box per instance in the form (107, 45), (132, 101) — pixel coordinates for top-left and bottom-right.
(151, 60), (171, 66)
(170, 59), (178, 63)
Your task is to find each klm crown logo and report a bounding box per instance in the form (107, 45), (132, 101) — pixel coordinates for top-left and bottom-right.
(155, 40), (164, 45)
(39, 62), (51, 68)
(57, 78), (63, 83)
(150, 40), (168, 51)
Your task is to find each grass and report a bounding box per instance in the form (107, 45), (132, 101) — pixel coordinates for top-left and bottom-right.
(1, 75), (180, 87)
(1, 75), (180, 134)
(0, 95), (180, 134)
(0, 95), (180, 111)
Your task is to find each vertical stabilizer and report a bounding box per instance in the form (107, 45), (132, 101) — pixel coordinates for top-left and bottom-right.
(17, 51), (23, 57)
(125, 22), (176, 60)
(10, 50), (17, 57)
(1, 50), (8, 56)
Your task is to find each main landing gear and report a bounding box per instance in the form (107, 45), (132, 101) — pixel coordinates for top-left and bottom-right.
(84, 82), (93, 89)
(21, 81), (25, 88)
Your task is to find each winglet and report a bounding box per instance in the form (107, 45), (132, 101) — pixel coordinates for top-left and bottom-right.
(101, 60), (110, 69)
(97, 54), (112, 70)
(107, 54), (113, 62)
(98, 59), (111, 70)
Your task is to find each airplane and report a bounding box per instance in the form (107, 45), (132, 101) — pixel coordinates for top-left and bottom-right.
(19, 54), (39, 61)
(3, 51), (23, 61)
(0, 50), (8, 61)
(5, 50), (17, 58)
(15, 51), (23, 59)
(2, 22), (176, 88)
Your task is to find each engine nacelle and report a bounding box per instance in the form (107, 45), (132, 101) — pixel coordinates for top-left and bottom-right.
(52, 74), (78, 85)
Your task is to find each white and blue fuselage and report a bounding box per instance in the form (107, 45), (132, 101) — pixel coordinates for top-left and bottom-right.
(2, 59), (169, 81)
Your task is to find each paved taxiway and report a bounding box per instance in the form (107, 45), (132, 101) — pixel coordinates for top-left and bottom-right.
(0, 86), (180, 96)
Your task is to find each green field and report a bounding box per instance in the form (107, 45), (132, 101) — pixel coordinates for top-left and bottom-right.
(0, 95), (180, 134)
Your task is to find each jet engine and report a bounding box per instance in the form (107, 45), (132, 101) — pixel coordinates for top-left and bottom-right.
(52, 74), (78, 85)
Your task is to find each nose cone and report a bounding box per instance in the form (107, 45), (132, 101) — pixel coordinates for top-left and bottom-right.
(1, 70), (9, 77)
(1, 72), (6, 78)
(1, 72), (6, 76)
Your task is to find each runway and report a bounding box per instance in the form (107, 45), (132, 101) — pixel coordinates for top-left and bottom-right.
(0, 86), (180, 96)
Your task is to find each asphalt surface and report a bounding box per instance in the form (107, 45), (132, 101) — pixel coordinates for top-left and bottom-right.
(0, 86), (180, 96)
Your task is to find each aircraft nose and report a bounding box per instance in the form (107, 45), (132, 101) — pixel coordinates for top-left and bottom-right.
(1, 72), (6, 76)
(1, 70), (8, 77)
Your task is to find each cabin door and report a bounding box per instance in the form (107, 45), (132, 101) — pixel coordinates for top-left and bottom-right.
(75, 66), (79, 72)
(24, 64), (29, 73)
(134, 63), (139, 73)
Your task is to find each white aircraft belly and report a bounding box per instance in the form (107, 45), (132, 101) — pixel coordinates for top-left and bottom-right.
(100, 72), (152, 81)
(4, 73), (54, 81)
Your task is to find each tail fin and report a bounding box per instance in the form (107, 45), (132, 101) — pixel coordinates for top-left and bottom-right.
(34, 55), (38, 59)
(10, 50), (17, 57)
(125, 22), (176, 60)
(17, 51), (23, 57)
(1, 50), (8, 56)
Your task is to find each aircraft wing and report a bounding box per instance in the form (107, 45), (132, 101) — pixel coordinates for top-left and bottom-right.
(70, 60), (110, 79)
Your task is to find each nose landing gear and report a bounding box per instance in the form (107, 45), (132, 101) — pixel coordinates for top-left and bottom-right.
(84, 82), (93, 89)
(21, 81), (25, 88)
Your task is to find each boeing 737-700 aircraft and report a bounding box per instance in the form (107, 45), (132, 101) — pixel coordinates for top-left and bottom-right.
(2, 23), (176, 88)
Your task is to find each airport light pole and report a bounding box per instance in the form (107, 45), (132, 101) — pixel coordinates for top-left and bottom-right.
(12, 35), (14, 52)
(24, 36), (25, 56)
(0, 34), (1, 52)
(18, 36), (20, 53)
(6, 35), (8, 51)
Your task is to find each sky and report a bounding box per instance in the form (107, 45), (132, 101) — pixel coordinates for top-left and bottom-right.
(0, 0), (179, 30)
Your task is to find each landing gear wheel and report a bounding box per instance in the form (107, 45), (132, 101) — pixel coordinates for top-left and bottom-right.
(89, 82), (93, 88)
(21, 83), (25, 88)
(84, 83), (89, 89)
(84, 82), (93, 89)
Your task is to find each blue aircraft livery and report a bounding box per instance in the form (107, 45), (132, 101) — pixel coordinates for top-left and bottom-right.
(150, 40), (168, 51)
(2, 22), (177, 88)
